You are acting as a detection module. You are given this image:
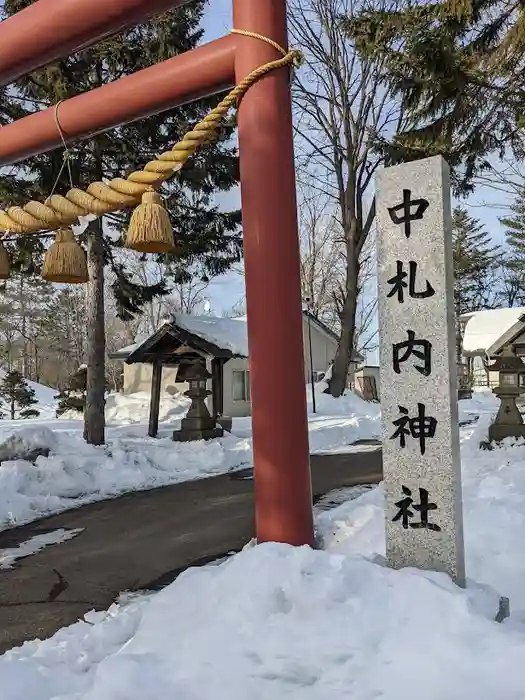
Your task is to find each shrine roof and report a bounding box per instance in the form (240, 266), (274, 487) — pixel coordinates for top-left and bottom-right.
(110, 311), (363, 364)
(462, 307), (525, 356)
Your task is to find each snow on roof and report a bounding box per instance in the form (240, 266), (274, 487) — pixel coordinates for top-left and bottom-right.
(112, 335), (148, 357)
(173, 314), (249, 356)
(113, 312), (348, 360)
(462, 307), (525, 356)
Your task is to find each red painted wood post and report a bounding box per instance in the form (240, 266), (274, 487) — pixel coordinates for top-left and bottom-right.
(233, 0), (314, 546)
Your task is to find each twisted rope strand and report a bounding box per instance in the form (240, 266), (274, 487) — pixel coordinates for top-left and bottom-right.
(0, 34), (301, 235)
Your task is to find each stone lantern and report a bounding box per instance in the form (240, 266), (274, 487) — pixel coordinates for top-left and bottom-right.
(172, 360), (223, 442)
(486, 346), (525, 443)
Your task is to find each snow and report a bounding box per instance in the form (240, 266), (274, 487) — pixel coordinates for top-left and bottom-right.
(117, 315), (250, 358)
(6, 546), (521, 700)
(306, 381), (380, 451)
(0, 369), (57, 419)
(4, 386), (525, 697)
(173, 313), (249, 356)
(4, 414), (525, 699)
(116, 311), (337, 360)
(111, 335), (149, 358)
(458, 387), (500, 423)
(462, 306), (525, 355)
(0, 385), (379, 531)
(0, 528), (83, 569)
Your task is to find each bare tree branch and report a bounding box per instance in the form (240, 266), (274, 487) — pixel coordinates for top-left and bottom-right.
(289, 0), (407, 395)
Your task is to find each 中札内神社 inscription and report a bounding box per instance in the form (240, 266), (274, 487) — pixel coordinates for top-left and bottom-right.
(376, 156), (465, 586)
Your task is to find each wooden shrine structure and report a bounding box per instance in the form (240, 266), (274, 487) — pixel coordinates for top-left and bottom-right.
(124, 321), (242, 438)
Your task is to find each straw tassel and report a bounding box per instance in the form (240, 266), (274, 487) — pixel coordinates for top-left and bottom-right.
(125, 190), (175, 253)
(41, 227), (88, 284)
(0, 242), (10, 280)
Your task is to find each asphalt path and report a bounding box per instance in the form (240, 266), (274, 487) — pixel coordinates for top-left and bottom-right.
(0, 449), (382, 653)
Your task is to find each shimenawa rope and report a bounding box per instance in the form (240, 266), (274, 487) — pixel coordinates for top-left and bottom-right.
(0, 31), (302, 235)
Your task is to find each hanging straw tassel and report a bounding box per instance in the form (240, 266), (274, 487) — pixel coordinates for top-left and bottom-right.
(0, 242), (10, 280)
(125, 189), (175, 253)
(41, 227), (88, 284)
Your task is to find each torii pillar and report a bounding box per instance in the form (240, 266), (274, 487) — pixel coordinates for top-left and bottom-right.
(234, 0), (314, 546)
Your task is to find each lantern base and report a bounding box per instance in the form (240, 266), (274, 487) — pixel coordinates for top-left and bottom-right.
(172, 425), (224, 442)
(488, 423), (525, 444)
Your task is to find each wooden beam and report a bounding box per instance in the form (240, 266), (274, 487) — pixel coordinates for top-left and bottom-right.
(211, 358), (226, 418)
(211, 358), (220, 418)
(0, 37), (235, 166)
(217, 359), (225, 417)
(0, 0), (195, 87)
(148, 361), (163, 438)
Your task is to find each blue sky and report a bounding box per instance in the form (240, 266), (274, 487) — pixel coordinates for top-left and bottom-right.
(199, 0), (513, 323)
(199, 0), (244, 314)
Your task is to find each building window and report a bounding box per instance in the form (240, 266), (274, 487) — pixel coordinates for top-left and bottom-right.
(232, 370), (250, 401)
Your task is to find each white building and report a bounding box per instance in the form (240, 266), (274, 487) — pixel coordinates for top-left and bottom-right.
(461, 307), (525, 388)
(111, 312), (364, 419)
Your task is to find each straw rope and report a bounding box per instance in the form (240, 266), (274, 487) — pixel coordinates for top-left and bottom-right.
(0, 31), (302, 235)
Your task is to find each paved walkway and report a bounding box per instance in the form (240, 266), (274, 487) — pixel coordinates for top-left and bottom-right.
(0, 450), (382, 653)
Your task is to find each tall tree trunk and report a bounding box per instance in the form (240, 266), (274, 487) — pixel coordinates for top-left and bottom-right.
(19, 276), (30, 378)
(327, 233), (359, 398)
(83, 218), (106, 445)
(10, 396), (14, 420)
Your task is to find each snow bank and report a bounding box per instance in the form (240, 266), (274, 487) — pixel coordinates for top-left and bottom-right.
(307, 382), (381, 451)
(59, 391), (190, 424)
(0, 426), (249, 530)
(4, 416), (525, 696)
(307, 381), (380, 418)
(318, 417), (525, 608)
(2, 542), (524, 700)
(0, 385), (380, 530)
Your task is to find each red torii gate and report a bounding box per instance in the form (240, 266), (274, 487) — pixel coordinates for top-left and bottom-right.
(0, 0), (314, 548)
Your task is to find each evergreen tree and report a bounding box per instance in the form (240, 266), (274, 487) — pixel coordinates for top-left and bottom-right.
(0, 370), (40, 419)
(345, 1), (525, 192)
(499, 190), (525, 305)
(0, 0), (241, 444)
(452, 206), (500, 359)
(55, 366), (87, 417)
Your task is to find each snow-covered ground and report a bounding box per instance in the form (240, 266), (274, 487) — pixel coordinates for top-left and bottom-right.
(0, 383), (380, 532)
(2, 400), (525, 699)
(0, 369), (57, 420)
(458, 386), (500, 424)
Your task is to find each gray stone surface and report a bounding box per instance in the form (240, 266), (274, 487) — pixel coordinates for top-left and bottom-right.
(376, 155), (465, 586)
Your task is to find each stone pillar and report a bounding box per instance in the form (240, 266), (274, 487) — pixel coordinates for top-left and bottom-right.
(376, 155), (465, 587)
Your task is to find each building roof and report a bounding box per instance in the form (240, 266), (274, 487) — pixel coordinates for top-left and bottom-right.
(462, 307), (525, 356)
(111, 312), (364, 363)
